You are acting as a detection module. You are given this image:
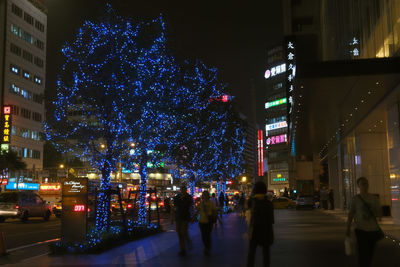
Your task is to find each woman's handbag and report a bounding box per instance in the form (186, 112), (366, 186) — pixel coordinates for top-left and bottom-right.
(344, 235), (356, 256)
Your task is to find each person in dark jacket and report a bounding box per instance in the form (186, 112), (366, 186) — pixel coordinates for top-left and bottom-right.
(247, 181), (274, 267)
(173, 185), (193, 256)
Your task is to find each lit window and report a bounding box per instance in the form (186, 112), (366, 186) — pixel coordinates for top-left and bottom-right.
(11, 24), (21, 37)
(34, 76), (42, 84)
(10, 65), (20, 75)
(23, 71), (30, 79)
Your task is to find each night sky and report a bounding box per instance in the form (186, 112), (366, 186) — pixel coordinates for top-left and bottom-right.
(45, 0), (283, 124)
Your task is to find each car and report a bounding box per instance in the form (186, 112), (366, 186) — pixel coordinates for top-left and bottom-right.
(53, 200), (62, 218)
(296, 195), (315, 210)
(272, 197), (296, 209)
(0, 191), (52, 222)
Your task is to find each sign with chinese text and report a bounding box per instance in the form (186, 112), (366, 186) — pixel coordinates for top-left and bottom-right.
(266, 134), (287, 145)
(1, 106), (12, 144)
(264, 63), (286, 79)
(40, 183), (61, 191)
(285, 37), (296, 120)
(265, 121), (287, 133)
(265, 98), (287, 109)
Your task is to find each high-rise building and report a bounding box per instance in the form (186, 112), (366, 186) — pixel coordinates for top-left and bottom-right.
(0, 0), (46, 182)
(283, 0), (400, 222)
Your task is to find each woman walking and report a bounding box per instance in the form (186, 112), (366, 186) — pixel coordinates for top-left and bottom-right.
(197, 190), (217, 256)
(247, 181), (274, 267)
(346, 177), (382, 267)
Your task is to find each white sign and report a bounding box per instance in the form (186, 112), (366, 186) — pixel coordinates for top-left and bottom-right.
(265, 121), (288, 133)
(264, 63), (286, 79)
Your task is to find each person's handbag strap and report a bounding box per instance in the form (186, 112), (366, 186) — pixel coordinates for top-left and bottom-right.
(357, 195), (380, 227)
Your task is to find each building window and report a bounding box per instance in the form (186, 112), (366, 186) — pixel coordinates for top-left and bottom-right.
(21, 108), (31, 119)
(11, 4), (23, 17)
(31, 131), (40, 141)
(23, 70), (31, 80)
(31, 150), (40, 159)
(10, 64), (20, 75)
(33, 93), (42, 104)
(21, 89), (32, 100)
(273, 82), (283, 90)
(23, 12), (34, 25)
(34, 76), (42, 85)
(32, 112), (42, 122)
(22, 50), (33, 62)
(9, 83), (20, 94)
(23, 147), (29, 158)
(10, 43), (21, 56)
(34, 57), (43, 68)
(11, 105), (19, 116)
(10, 24), (22, 37)
(23, 32), (34, 44)
(35, 20), (45, 32)
(35, 39), (44, 50)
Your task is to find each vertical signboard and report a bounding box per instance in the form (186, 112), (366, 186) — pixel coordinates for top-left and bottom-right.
(285, 36), (296, 156)
(257, 130), (264, 177)
(62, 178), (88, 244)
(1, 106), (12, 144)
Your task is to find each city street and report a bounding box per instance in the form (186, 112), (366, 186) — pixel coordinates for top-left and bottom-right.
(4, 209), (399, 266)
(1, 216), (60, 250)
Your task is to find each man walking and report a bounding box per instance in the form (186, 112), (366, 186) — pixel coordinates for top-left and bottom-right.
(173, 185), (193, 256)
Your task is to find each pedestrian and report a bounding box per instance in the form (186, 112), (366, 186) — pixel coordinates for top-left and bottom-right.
(210, 193), (223, 227)
(247, 181), (274, 267)
(329, 189), (334, 210)
(196, 190), (217, 256)
(173, 185), (193, 256)
(218, 192), (225, 214)
(346, 177), (383, 267)
(320, 187), (329, 210)
(239, 193), (245, 216)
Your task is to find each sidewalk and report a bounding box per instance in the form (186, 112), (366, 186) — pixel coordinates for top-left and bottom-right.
(319, 208), (400, 242)
(6, 214), (249, 267)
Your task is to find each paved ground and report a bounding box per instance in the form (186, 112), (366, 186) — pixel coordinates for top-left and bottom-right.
(3, 209), (400, 266)
(1, 216), (60, 250)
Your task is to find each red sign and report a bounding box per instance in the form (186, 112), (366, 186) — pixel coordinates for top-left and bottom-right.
(257, 130), (264, 176)
(3, 106), (11, 115)
(1, 179), (8, 185)
(73, 205), (85, 212)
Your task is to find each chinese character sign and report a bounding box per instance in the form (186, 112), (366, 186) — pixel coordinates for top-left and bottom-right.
(266, 134), (287, 145)
(265, 121), (288, 133)
(2, 106), (12, 144)
(257, 130), (264, 177)
(285, 38), (296, 119)
(264, 63), (286, 79)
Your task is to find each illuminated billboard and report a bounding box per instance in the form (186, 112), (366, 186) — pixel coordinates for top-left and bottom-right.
(1, 106), (12, 144)
(264, 63), (286, 79)
(257, 130), (264, 177)
(265, 98), (287, 109)
(266, 134), (287, 145)
(265, 121), (287, 132)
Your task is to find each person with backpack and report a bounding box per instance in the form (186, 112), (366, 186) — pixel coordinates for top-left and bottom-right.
(197, 190), (217, 256)
(247, 181), (274, 267)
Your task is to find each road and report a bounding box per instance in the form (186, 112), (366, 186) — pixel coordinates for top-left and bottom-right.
(1, 215), (61, 250)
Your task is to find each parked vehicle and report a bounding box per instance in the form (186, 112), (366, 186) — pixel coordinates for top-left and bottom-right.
(0, 191), (52, 222)
(296, 195), (315, 210)
(53, 200), (62, 218)
(273, 197), (296, 209)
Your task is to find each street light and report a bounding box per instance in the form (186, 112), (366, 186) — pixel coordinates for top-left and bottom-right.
(242, 176), (247, 182)
(59, 164), (65, 169)
(100, 144), (106, 149)
(130, 142), (135, 148)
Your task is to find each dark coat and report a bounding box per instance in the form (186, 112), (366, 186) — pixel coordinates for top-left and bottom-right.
(248, 195), (274, 246)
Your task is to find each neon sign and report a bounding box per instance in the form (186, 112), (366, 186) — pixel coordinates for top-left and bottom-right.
(257, 130), (264, 177)
(266, 134), (287, 145)
(5, 182), (40, 190)
(272, 178), (286, 182)
(73, 205), (85, 212)
(264, 63), (286, 79)
(40, 184), (61, 191)
(265, 121), (287, 132)
(2, 106), (12, 144)
(265, 98), (287, 109)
